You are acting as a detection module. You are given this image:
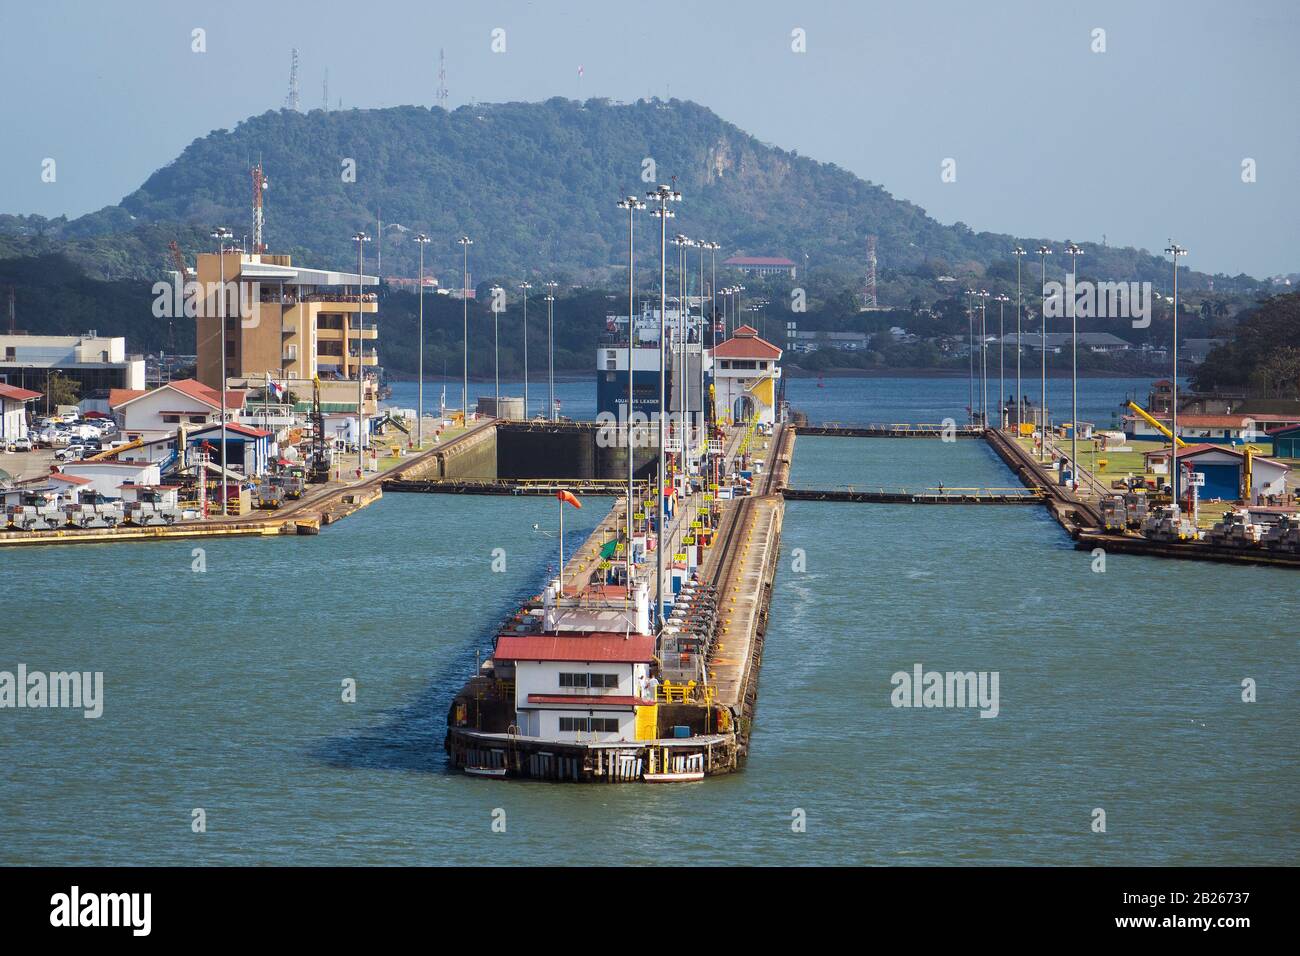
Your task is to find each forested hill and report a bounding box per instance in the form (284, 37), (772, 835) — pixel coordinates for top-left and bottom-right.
(1, 98), (1221, 289)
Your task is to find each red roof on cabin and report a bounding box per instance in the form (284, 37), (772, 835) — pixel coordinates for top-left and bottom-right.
(526, 695), (653, 707)
(0, 383), (42, 402)
(110, 379), (245, 411)
(493, 632), (656, 664)
(47, 473), (92, 485)
(190, 422), (270, 438)
(711, 325), (783, 360)
(108, 388), (147, 408)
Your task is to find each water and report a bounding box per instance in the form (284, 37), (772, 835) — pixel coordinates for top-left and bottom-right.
(2, 377), (1294, 865)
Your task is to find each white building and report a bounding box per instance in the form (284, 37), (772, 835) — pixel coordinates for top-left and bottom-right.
(109, 378), (244, 443)
(1, 382), (41, 442)
(0, 332), (145, 398)
(491, 633), (658, 743)
(709, 325), (783, 427)
(58, 460), (161, 499)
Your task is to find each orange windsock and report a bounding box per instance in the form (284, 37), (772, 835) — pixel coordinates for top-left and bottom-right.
(557, 490), (582, 509)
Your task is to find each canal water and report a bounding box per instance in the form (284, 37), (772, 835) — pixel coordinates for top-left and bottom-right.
(2, 378), (1294, 865)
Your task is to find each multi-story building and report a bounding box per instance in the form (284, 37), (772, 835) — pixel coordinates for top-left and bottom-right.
(0, 332), (146, 402)
(192, 252), (379, 413)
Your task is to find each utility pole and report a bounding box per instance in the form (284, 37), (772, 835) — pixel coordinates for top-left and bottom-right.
(1012, 247), (1027, 434)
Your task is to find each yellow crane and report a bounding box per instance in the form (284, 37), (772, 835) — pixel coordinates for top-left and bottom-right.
(1126, 401), (1186, 448)
(82, 435), (145, 462)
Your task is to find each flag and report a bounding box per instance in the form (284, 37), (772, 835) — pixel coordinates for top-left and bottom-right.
(578, 65), (584, 77)
(557, 490), (582, 509)
(265, 372), (285, 400)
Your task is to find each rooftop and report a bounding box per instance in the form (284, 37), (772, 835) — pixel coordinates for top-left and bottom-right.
(493, 632), (656, 664)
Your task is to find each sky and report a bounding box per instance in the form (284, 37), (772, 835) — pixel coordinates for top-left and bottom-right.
(1, 0), (1297, 277)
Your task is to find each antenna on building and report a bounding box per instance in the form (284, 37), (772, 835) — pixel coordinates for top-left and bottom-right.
(285, 48), (301, 111)
(436, 48), (449, 110)
(863, 235), (879, 308)
(252, 162), (269, 254)
(322, 67), (329, 112)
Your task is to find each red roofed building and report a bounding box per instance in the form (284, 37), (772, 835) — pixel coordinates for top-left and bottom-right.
(723, 255), (797, 278)
(109, 378), (246, 443)
(709, 325), (783, 426)
(492, 632), (659, 742)
(1, 382), (42, 443)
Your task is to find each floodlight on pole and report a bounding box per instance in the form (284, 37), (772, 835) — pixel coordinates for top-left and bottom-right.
(413, 233), (431, 448)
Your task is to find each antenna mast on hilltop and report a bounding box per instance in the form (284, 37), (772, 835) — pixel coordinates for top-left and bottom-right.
(437, 49), (448, 110)
(285, 48), (301, 111)
(323, 68), (329, 112)
(863, 235), (879, 308)
(252, 162), (269, 254)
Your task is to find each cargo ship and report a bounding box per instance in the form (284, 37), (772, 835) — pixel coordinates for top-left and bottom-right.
(596, 296), (712, 431)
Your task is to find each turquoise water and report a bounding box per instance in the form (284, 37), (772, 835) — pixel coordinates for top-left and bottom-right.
(2, 380), (1295, 865)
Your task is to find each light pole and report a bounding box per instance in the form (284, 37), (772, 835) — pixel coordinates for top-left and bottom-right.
(457, 236), (472, 425)
(617, 196), (645, 592)
(519, 281), (532, 417)
(1037, 245), (1052, 461)
(672, 234), (693, 467)
(978, 290), (990, 428)
(413, 233), (430, 448)
(1166, 241), (1188, 505)
(965, 289), (975, 425)
(697, 241), (715, 441)
(544, 279), (559, 421)
(994, 293), (1009, 429)
(353, 231), (370, 474)
(1012, 246), (1027, 434)
(1064, 241), (1083, 490)
(211, 227), (233, 515)
(490, 285), (503, 408)
(647, 184), (680, 630)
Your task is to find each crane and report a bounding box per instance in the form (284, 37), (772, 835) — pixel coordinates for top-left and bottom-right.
(1126, 401), (1186, 448)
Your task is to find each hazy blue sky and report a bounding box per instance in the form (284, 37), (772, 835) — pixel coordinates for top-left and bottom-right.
(2, 0), (1296, 276)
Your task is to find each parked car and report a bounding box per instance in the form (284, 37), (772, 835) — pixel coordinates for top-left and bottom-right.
(55, 445), (86, 461)
(11, 437), (33, 452)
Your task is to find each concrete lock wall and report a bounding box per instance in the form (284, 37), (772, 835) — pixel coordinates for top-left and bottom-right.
(495, 423), (658, 481)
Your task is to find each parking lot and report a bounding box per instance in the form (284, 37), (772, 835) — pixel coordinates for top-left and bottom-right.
(0, 446), (58, 482)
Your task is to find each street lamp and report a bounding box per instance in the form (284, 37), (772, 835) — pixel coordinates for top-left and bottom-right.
(544, 279), (559, 421)
(457, 236), (473, 425)
(965, 289), (976, 425)
(413, 233), (431, 448)
(1064, 241), (1084, 489)
(353, 231), (370, 473)
(978, 290), (990, 428)
(616, 195), (644, 592)
(994, 293), (1009, 429)
(647, 184), (680, 630)
(1012, 247), (1027, 434)
(490, 285), (504, 408)
(1166, 241), (1189, 505)
(519, 281), (532, 417)
(1037, 245), (1053, 461)
(672, 234), (694, 465)
(211, 227), (233, 515)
